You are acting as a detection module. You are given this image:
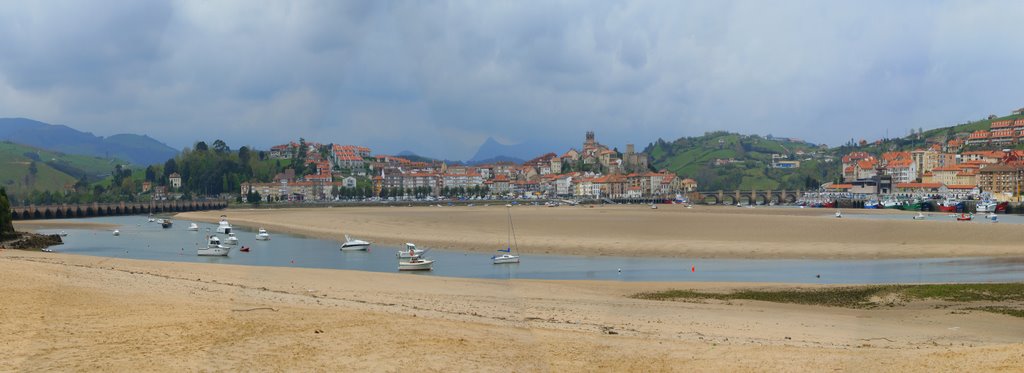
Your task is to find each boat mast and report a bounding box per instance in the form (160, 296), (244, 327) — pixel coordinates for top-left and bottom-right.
(507, 205), (519, 254)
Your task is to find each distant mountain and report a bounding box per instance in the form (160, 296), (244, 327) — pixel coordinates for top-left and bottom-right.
(395, 150), (469, 165)
(468, 155), (525, 165)
(0, 118), (178, 166)
(468, 137), (559, 164)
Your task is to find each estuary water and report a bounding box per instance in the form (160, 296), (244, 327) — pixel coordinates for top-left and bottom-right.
(33, 215), (1024, 284)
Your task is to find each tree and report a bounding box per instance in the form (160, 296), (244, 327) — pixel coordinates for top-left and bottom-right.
(145, 165), (157, 182)
(164, 158), (178, 178)
(194, 141), (209, 152)
(0, 187), (14, 240)
(212, 139), (229, 154)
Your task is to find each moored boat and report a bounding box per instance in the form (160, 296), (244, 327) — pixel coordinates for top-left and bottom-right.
(188, 223), (199, 231)
(493, 204), (522, 264)
(340, 234), (370, 251)
(976, 200), (998, 213)
(956, 213), (973, 221)
(912, 212), (926, 220)
(198, 235), (231, 256)
(398, 257), (434, 271)
(256, 228), (271, 241)
(160, 219), (173, 229)
(397, 243), (425, 258)
(112, 229), (120, 236)
(216, 215), (233, 234)
(225, 232), (239, 245)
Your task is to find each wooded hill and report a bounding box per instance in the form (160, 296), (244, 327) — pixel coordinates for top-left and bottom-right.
(644, 132), (839, 191)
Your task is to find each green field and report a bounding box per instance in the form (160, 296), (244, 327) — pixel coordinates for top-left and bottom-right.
(0, 141), (121, 196)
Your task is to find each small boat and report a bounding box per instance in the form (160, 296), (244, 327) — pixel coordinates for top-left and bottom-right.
(255, 228), (271, 241)
(976, 200), (998, 213)
(198, 235), (231, 256)
(340, 234), (370, 251)
(240, 246), (250, 252)
(863, 200), (879, 209)
(650, 204), (658, 209)
(216, 215), (233, 234)
(225, 233), (239, 245)
(58, 231), (68, 237)
(397, 243), (425, 258)
(912, 212), (926, 220)
(112, 229), (120, 236)
(147, 215), (155, 223)
(986, 212), (999, 221)
(188, 223), (199, 231)
(160, 219), (173, 229)
(956, 213), (973, 221)
(493, 204), (521, 264)
(398, 257), (434, 271)
(835, 210), (842, 218)
(41, 248), (54, 252)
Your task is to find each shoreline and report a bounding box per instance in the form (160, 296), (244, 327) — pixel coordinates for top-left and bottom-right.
(175, 205), (1024, 260)
(2, 250), (1022, 371)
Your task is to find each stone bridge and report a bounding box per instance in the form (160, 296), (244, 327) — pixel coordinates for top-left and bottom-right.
(11, 200), (228, 220)
(686, 189), (805, 205)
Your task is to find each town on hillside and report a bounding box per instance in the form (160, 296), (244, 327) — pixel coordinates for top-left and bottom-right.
(823, 110), (1024, 203)
(239, 131), (699, 203)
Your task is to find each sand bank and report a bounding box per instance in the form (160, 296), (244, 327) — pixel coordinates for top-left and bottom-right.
(1, 251), (1021, 372)
(177, 205), (1024, 259)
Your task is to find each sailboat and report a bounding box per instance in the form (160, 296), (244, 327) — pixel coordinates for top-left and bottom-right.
(493, 204), (521, 264)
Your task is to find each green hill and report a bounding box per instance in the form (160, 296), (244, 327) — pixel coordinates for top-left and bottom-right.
(645, 132), (837, 191)
(0, 141), (121, 197)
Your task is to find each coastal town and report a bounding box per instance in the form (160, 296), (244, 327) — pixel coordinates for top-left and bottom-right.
(239, 131), (698, 203)
(825, 111), (1024, 203)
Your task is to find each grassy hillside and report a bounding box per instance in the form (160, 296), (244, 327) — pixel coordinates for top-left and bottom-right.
(919, 113), (1024, 141)
(0, 141), (120, 196)
(646, 132), (836, 191)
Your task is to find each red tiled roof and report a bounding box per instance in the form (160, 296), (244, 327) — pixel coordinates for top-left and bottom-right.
(895, 182), (943, 188)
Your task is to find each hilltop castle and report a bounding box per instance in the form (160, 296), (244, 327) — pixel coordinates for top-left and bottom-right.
(562, 131), (648, 174)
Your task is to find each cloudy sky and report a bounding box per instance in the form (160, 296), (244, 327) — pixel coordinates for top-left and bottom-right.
(1, 1), (1023, 160)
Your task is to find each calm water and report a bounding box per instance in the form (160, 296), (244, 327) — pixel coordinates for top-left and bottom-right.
(34, 215), (1024, 284)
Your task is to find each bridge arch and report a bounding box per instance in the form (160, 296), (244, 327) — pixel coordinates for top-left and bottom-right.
(702, 194), (720, 205)
(722, 194), (737, 205)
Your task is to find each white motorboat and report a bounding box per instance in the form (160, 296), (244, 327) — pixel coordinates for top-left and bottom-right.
(340, 234), (369, 251)
(976, 200), (998, 213)
(216, 215), (233, 234)
(397, 243), (425, 258)
(492, 204), (521, 264)
(198, 235), (231, 256)
(835, 210), (842, 218)
(650, 204), (658, 209)
(912, 212), (926, 220)
(112, 229), (120, 236)
(256, 228), (271, 241)
(147, 215), (155, 223)
(398, 257), (434, 271)
(58, 231), (68, 237)
(225, 233), (239, 245)
(188, 223), (199, 231)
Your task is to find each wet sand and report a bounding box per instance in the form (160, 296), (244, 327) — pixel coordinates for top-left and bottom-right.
(2, 251), (1022, 372)
(177, 205), (1024, 259)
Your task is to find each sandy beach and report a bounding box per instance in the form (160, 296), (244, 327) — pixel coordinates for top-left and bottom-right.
(2, 250), (1023, 372)
(6, 206), (1024, 371)
(178, 205), (1024, 259)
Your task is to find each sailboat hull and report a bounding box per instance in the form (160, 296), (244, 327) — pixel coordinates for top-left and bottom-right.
(492, 255), (520, 264)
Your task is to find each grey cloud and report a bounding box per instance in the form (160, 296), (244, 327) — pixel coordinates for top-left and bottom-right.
(1, 1), (1024, 160)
